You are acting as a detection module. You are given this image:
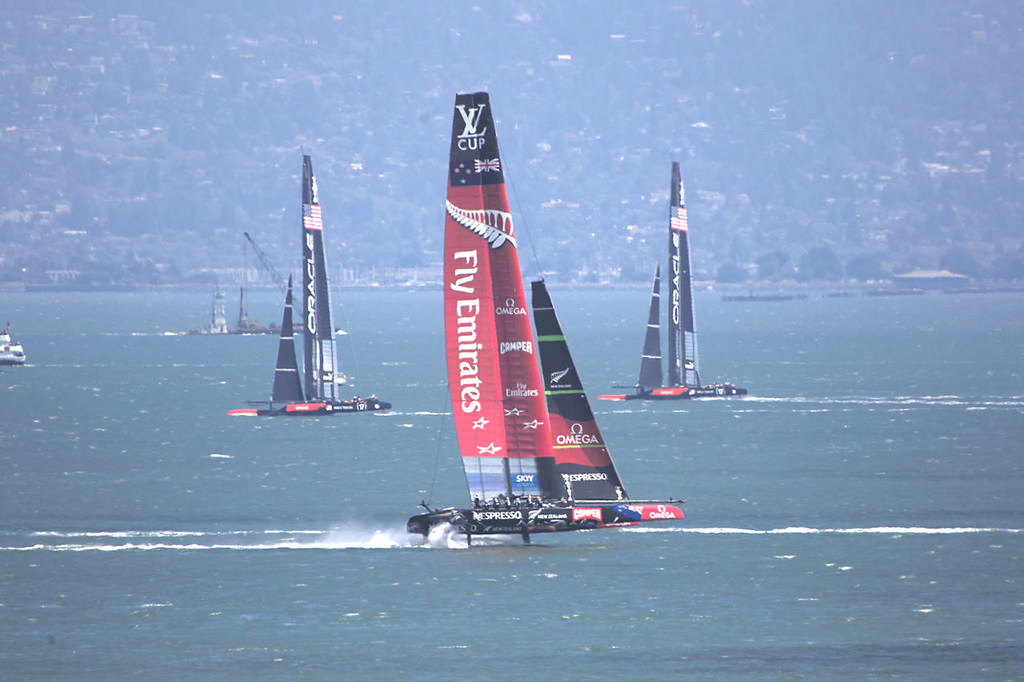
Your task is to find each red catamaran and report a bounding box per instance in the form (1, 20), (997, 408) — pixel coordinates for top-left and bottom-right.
(599, 162), (747, 401)
(407, 93), (683, 543)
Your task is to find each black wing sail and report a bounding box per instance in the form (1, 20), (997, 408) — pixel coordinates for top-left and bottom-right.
(270, 274), (305, 404)
(637, 265), (663, 392)
(300, 155), (340, 402)
(667, 161), (700, 388)
(532, 280), (627, 501)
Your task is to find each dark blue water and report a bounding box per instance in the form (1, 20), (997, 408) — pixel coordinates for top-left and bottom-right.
(2, 288), (1022, 680)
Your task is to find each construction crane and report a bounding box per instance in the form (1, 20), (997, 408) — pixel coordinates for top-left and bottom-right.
(243, 231), (287, 293)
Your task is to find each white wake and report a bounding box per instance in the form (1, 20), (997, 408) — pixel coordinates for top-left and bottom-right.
(6, 524), (1018, 552)
(4, 524), (422, 552)
(627, 526), (1022, 535)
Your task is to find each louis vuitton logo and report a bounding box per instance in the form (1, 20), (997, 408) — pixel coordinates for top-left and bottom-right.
(456, 103), (488, 150)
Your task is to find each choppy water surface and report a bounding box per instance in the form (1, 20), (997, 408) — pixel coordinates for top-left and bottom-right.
(1, 289), (1021, 680)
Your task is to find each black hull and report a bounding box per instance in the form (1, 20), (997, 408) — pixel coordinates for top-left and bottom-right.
(598, 383), (746, 401)
(687, 384), (747, 398)
(407, 499), (684, 541)
(229, 397), (391, 417)
(635, 384), (746, 400)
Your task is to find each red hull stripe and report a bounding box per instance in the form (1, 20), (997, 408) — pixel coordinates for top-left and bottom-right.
(285, 402), (327, 412)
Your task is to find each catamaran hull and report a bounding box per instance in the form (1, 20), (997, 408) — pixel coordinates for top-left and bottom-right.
(228, 397), (391, 417)
(407, 502), (683, 539)
(689, 384), (747, 398)
(599, 384), (746, 401)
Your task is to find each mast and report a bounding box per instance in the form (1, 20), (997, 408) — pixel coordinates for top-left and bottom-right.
(667, 161), (700, 388)
(270, 274), (305, 404)
(637, 265), (663, 392)
(301, 155), (340, 402)
(532, 281), (627, 501)
(238, 287), (245, 331)
(443, 92), (554, 503)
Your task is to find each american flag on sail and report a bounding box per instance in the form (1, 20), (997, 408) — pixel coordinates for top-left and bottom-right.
(303, 203), (322, 231)
(474, 158), (500, 173)
(670, 205), (688, 232)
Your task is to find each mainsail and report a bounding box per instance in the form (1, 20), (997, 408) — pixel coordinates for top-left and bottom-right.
(269, 274), (305, 404)
(301, 155), (340, 403)
(667, 161), (700, 388)
(443, 92), (554, 503)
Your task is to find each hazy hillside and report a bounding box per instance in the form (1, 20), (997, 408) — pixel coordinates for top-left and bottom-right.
(2, 1), (1022, 288)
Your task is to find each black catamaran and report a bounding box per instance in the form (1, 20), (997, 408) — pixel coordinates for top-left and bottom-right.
(228, 156), (390, 416)
(407, 93), (683, 543)
(599, 162), (747, 401)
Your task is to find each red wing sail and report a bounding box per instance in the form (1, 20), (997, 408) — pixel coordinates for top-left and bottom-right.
(532, 280), (627, 501)
(444, 92), (554, 504)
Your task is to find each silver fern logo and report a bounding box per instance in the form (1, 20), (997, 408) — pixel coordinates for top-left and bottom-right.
(446, 200), (516, 249)
(550, 367), (571, 384)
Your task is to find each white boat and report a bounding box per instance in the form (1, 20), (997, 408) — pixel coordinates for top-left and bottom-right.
(0, 324), (26, 365)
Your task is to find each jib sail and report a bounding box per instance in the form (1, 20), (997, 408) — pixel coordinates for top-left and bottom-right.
(637, 265), (664, 392)
(270, 274), (305, 404)
(532, 280), (627, 501)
